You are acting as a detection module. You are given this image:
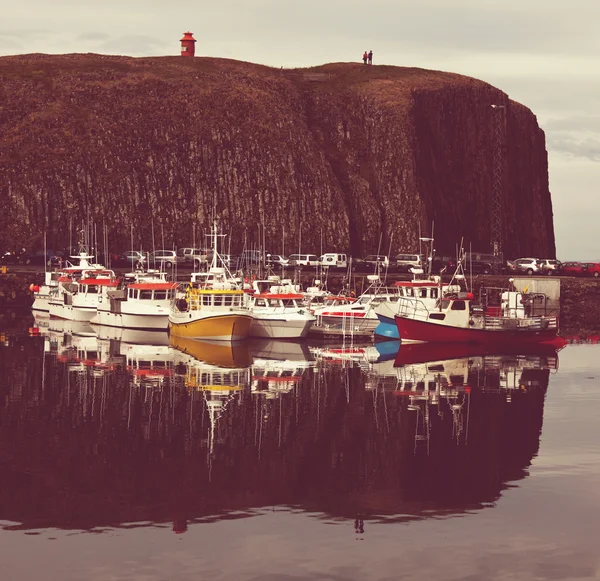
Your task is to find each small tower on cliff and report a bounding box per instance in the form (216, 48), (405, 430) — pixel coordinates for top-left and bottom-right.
(180, 32), (196, 57)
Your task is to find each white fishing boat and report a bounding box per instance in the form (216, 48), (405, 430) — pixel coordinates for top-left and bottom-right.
(310, 275), (399, 334)
(248, 277), (316, 339)
(31, 249), (107, 313)
(91, 281), (178, 331)
(48, 270), (117, 322)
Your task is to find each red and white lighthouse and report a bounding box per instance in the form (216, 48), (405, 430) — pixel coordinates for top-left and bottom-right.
(180, 32), (196, 57)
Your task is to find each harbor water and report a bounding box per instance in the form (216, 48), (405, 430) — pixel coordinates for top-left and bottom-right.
(0, 313), (599, 580)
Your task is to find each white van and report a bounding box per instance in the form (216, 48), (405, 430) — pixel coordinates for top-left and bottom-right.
(319, 253), (348, 268)
(288, 253), (319, 267)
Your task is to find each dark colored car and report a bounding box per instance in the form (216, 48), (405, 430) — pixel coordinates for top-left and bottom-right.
(430, 256), (457, 274)
(25, 250), (64, 267)
(0, 251), (19, 265)
(583, 262), (600, 278)
(463, 252), (506, 275)
(561, 261), (585, 276)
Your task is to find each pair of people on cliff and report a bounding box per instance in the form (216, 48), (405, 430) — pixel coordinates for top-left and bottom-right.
(362, 50), (373, 65)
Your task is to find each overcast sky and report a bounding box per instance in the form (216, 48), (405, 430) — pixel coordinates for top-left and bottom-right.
(2, 0), (598, 259)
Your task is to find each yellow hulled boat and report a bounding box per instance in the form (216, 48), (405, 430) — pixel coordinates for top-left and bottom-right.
(169, 287), (253, 341)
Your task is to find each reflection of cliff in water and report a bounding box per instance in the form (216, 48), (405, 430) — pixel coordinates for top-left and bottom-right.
(0, 333), (554, 531)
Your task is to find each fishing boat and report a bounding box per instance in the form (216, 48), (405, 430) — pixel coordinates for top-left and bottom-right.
(48, 270), (117, 322)
(394, 285), (564, 347)
(31, 249), (107, 313)
(91, 280), (178, 331)
(310, 275), (400, 334)
(168, 223), (253, 341)
(374, 277), (463, 340)
(248, 277), (316, 338)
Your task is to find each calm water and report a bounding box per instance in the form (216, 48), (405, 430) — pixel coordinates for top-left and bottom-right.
(1, 314), (599, 581)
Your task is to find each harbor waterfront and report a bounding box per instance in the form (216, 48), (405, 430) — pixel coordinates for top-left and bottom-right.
(2, 270), (600, 335)
(0, 314), (600, 580)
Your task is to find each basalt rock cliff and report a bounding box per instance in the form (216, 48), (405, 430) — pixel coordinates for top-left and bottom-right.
(0, 54), (555, 257)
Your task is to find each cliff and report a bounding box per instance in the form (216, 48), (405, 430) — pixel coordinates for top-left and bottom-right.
(0, 54), (555, 257)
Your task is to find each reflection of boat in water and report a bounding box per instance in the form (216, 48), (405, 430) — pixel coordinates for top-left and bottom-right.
(170, 335), (252, 369)
(47, 317), (96, 337)
(92, 324), (170, 346)
(248, 338), (314, 362)
(394, 340), (561, 368)
(0, 328), (559, 531)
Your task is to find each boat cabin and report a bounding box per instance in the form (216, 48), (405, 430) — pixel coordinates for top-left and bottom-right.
(252, 293), (305, 310)
(180, 288), (247, 312)
(127, 283), (177, 301)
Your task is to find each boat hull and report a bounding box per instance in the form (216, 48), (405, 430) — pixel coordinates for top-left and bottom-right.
(374, 313), (399, 340)
(48, 302), (96, 322)
(169, 313), (253, 341)
(394, 314), (563, 346)
(91, 310), (169, 331)
(249, 316), (314, 339)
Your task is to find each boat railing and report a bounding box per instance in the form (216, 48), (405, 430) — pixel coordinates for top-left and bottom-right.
(482, 315), (558, 330)
(395, 297), (433, 320)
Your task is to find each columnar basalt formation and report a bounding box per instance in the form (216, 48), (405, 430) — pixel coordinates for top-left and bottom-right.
(0, 54), (555, 257)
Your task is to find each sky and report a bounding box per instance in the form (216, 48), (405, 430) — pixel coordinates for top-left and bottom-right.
(1, 0), (598, 260)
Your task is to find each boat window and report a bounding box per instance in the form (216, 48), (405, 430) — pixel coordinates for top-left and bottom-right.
(202, 295), (212, 306)
(431, 289), (438, 299)
(440, 300), (451, 309)
(154, 290), (167, 300)
(405, 288), (414, 297)
(419, 289), (427, 298)
(223, 295), (232, 306)
(451, 300), (466, 311)
(429, 313), (446, 320)
(358, 296), (370, 304)
(214, 295), (223, 306)
(140, 290), (152, 300)
(269, 299), (280, 307)
(87, 285), (98, 294)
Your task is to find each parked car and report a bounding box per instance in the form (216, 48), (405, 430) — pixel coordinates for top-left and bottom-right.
(464, 252), (505, 274)
(177, 247), (207, 264)
(353, 255), (390, 272)
(25, 250), (64, 267)
(149, 250), (178, 268)
(395, 253), (425, 273)
(0, 251), (19, 265)
(266, 254), (289, 267)
(288, 253), (319, 267)
(538, 259), (562, 275)
(430, 256), (457, 274)
(113, 251), (147, 268)
(319, 253), (348, 268)
(507, 258), (541, 275)
(560, 261), (585, 276)
(583, 262), (600, 278)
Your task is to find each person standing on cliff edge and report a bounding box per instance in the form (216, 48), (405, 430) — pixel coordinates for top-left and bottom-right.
(363, 51), (368, 64)
(368, 50), (373, 64)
